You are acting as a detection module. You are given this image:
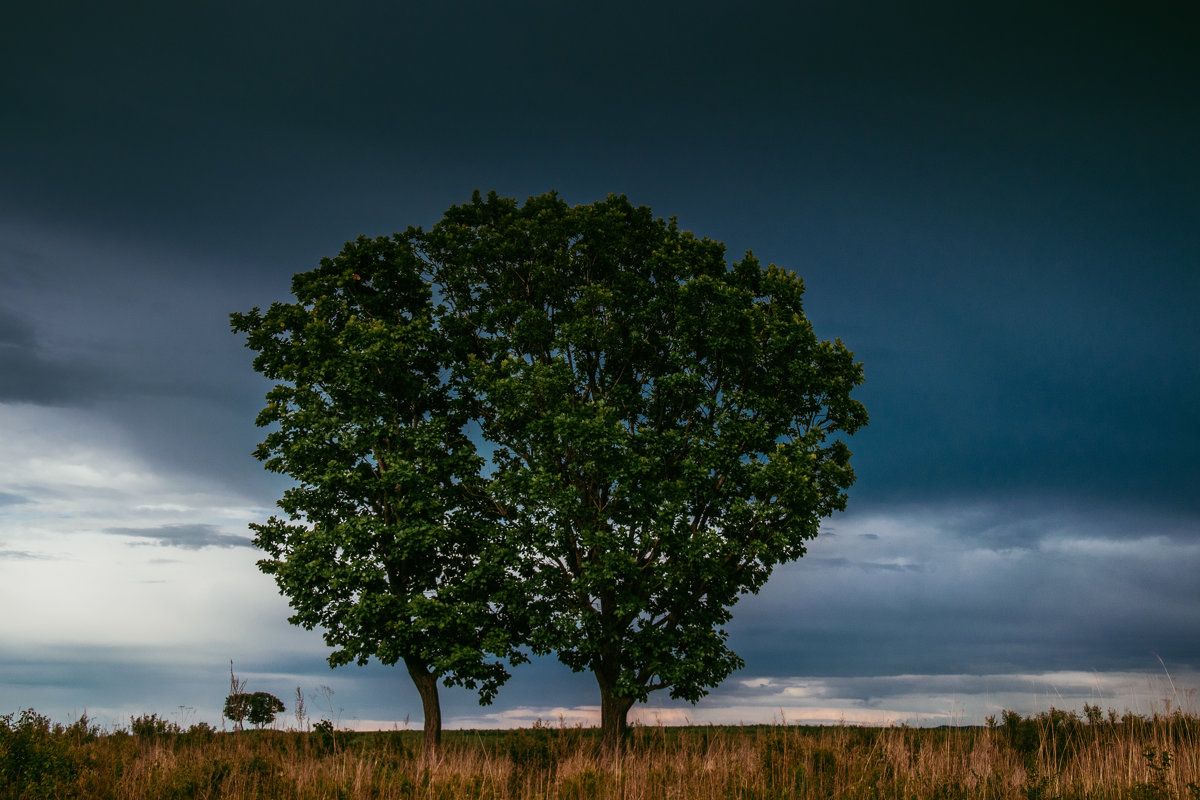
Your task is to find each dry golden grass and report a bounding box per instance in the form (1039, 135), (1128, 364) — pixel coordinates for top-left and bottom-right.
(3, 706), (1198, 799)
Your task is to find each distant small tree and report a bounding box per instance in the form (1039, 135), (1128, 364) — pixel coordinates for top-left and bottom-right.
(224, 692), (285, 730)
(247, 692), (286, 729)
(222, 693), (250, 731)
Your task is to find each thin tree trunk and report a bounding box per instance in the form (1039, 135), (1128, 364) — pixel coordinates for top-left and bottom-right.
(405, 657), (442, 755)
(597, 675), (635, 754)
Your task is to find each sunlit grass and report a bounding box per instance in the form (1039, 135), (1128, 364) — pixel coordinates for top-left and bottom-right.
(3, 704), (1198, 798)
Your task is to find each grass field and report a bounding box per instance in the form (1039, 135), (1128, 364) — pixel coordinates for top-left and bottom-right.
(2, 705), (1198, 799)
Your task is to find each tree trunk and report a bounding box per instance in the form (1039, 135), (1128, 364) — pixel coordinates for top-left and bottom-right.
(405, 658), (442, 755)
(597, 675), (635, 754)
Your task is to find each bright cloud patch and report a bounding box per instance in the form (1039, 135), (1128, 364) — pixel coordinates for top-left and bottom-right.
(0, 401), (303, 667)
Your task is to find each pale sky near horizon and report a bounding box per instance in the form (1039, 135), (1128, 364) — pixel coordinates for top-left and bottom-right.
(1, 1), (1197, 730)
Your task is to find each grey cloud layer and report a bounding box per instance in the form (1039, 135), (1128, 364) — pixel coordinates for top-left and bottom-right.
(103, 524), (254, 550)
(727, 502), (1200, 678)
(0, 307), (99, 406)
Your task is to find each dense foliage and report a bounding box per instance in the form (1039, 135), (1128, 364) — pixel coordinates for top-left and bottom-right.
(423, 192), (867, 746)
(233, 191), (868, 750)
(232, 235), (519, 751)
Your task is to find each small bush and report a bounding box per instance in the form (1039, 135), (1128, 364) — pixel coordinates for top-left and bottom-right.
(310, 719), (341, 754)
(0, 709), (79, 800)
(559, 766), (605, 799)
(506, 719), (556, 775)
(63, 712), (101, 745)
(1002, 708), (1083, 761)
(183, 721), (217, 745)
(130, 712), (180, 740)
(1130, 747), (1176, 800)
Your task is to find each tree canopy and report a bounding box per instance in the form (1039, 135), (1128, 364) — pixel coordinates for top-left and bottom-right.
(231, 235), (520, 752)
(423, 192), (867, 747)
(233, 191), (867, 752)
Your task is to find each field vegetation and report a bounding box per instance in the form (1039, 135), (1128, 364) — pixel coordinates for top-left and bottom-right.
(2, 704), (1198, 799)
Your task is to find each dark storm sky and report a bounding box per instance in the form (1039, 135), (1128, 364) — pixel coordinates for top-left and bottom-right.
(1, 1), (1197, 727)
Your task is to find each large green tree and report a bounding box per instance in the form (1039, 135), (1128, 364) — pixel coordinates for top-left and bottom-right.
(422, 192), (868, 749)
(231, 235), (519, 754)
